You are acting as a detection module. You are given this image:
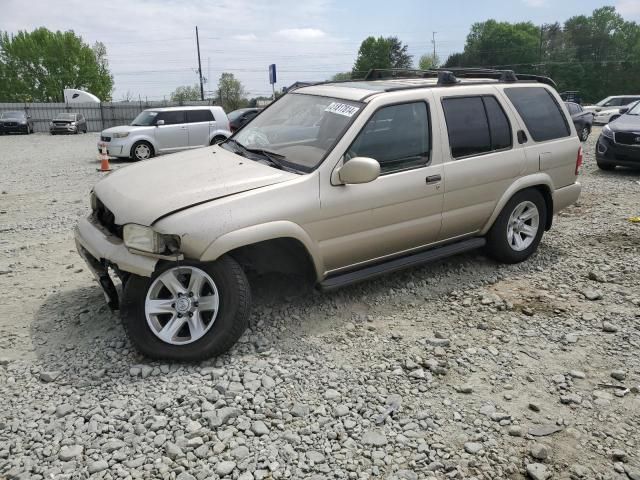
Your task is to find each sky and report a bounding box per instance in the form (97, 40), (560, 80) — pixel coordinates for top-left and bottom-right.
(1, 0), (639, 101)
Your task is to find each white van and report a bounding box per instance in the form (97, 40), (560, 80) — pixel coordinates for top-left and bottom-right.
(98, 106), (231, 161)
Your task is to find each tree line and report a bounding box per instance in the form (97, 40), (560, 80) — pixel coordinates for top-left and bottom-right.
(343, 6), (639, 102)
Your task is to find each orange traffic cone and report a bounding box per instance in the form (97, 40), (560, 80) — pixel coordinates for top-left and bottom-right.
(97, 142), (111, 172)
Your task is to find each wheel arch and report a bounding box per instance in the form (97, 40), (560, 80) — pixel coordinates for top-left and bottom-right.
(208, 129), (230, 144)
(199, 221), (324, 281)
(480, 175), (554, 235)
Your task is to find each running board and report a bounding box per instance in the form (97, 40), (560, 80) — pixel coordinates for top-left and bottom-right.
(319, 237), (486, 291)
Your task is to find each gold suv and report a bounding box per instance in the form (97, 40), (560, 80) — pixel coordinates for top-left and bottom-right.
(75, 69), (582, 360)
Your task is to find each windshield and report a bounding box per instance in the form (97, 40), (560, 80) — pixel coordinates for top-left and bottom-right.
(131, 110), (159, 126)
(54, 113), (76, 121)
(230, 93), (363, 172)
(628, 101), (640, 115)
(1, 111), (24, 119)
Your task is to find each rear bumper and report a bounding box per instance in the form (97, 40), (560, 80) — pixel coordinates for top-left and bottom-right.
(75, 216), (157, 277)
(553, 182), (581, 213)
(596, 135), (640, 166)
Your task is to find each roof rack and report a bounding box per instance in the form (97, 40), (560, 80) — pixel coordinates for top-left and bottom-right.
(363, 68), (557, 88)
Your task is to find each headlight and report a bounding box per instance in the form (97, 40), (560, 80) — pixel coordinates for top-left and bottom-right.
(602, 124), (614, 140)
(112, 132), (129, 138)
(71, 122), (77, 126)
(123, 224), (180, 254)
(49, 121), (53, 126)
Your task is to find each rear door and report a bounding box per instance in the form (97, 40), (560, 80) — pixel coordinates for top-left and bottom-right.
(155, 110), (188, 151)
(436, 90), (525, 239)
(186, 109), (216, 147)
(503, 86), (578, 188)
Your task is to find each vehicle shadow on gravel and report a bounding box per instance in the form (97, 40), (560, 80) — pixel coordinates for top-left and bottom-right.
(29, 243), (565, 379)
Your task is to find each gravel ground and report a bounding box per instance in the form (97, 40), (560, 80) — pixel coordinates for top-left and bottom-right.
(0, 130), (639, 480)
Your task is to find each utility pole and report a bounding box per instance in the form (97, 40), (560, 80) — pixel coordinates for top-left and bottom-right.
(196, 26), (204, 101)
(432, 31), (437, 59)
(538, 24), (544, 73)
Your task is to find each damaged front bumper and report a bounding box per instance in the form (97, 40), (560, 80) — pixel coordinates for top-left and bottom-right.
(74, 216), (158, 309)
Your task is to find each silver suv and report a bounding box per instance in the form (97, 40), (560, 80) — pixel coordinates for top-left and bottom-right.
(76, 69), (582, 360)
(99, 106), (231, 161)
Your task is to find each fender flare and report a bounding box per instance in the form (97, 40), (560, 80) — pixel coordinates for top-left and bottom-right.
(199, 221), (324, 280)
(479, 174), (554, 235)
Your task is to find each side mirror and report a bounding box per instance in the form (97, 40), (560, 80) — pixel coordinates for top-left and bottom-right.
(619, 107), (629, 114)
(156, 119), (165, 126)
(334, 157), (380, 185)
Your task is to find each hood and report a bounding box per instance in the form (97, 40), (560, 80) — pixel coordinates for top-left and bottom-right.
(608, 114), (640, 131)
(102, 125), (149, 135)
(93, 146), (298, 226)
(594, 107), (622, 116)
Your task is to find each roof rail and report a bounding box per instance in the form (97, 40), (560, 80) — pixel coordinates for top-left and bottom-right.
(363, 67), (557, 88)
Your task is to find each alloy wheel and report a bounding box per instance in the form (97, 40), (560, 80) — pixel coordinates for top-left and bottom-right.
(145, 266), (219, 345)
(506, 200), (539, 251)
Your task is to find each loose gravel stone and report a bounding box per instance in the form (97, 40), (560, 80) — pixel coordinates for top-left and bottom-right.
(58, 445), (82, 461)
(527, 463), (550, 480)
(87, 460), (108, 474)
(216, 461), (236, 476)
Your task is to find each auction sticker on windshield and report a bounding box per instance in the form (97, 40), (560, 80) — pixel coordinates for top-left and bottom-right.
(325, 102), (359, 117)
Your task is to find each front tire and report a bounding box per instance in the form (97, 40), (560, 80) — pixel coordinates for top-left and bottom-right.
(486, 189), (547, 264)
(121, 256), (251, 361)
(131, 141), (154, 161)
(597, 160), (616, 171)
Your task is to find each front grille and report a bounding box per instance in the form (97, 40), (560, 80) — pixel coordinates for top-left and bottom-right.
(101, 135), (111, 142)
(3, 122), (17, 127)
(54, 122), (70, 126)
(614, 132), (640, 146)
(93, 198), (122, 238)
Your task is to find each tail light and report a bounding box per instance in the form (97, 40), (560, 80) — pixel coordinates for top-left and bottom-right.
(575, 145), (583, 175)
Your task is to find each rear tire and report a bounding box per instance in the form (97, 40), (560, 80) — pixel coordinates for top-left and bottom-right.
(210, 135), (227, 145)
(485, 189), (547, 264)
(131, 141), (154, 161)
(579, 126), (590, 141)
(121, 256), (251, 361)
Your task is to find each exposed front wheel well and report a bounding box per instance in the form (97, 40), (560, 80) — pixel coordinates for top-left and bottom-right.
(226, 238), (316, 284)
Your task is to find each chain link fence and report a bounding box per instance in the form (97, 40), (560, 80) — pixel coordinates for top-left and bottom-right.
(0, 100), (216, 133)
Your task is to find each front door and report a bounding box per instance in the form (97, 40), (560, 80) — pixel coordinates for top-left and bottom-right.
(313, 100), (444, 273)
(155, 110), (188, 151)
(186, 109), (215, 147)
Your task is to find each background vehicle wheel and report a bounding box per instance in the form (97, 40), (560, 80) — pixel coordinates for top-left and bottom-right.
(131, 141), (154, 161)
(597, 160), (616, 171)
(121, 256), (251, 361)
(210, 135), (227, 145)
(485, 189), (547, 264)
(579, 126), (590, 141)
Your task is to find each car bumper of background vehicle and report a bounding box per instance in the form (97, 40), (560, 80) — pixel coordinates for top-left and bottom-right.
(51, 126), (77, 133)
(0, 125), (28, 133)
(596, 135), (640, 166)
(75, 216), (157, 279)
(552, 182), (581, 213)
(97, 143), (125, 156)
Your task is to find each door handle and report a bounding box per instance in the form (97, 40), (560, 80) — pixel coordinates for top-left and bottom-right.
(425, 174), (441, 184)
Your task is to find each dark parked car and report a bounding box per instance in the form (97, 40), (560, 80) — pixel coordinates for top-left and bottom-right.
(228, 108), (262, 132)
(50, 112), (87, 134)
(596, 100), (640, 170)
(0, 111), (33, 134)
(565, 102), (593, 141)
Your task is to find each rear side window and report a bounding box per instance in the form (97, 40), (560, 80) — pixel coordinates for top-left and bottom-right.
(348, 102), (430, 174)
(187, 109), (214, 123)
(505, 87), (569, 142)
(157, 111), (186, 125)
(442, 95), (512, 158)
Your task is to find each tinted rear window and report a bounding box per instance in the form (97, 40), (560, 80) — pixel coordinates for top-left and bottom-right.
(442, 97), (491, 158)
(505, 87), (570, 142)
(187, 109), (214, 123)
